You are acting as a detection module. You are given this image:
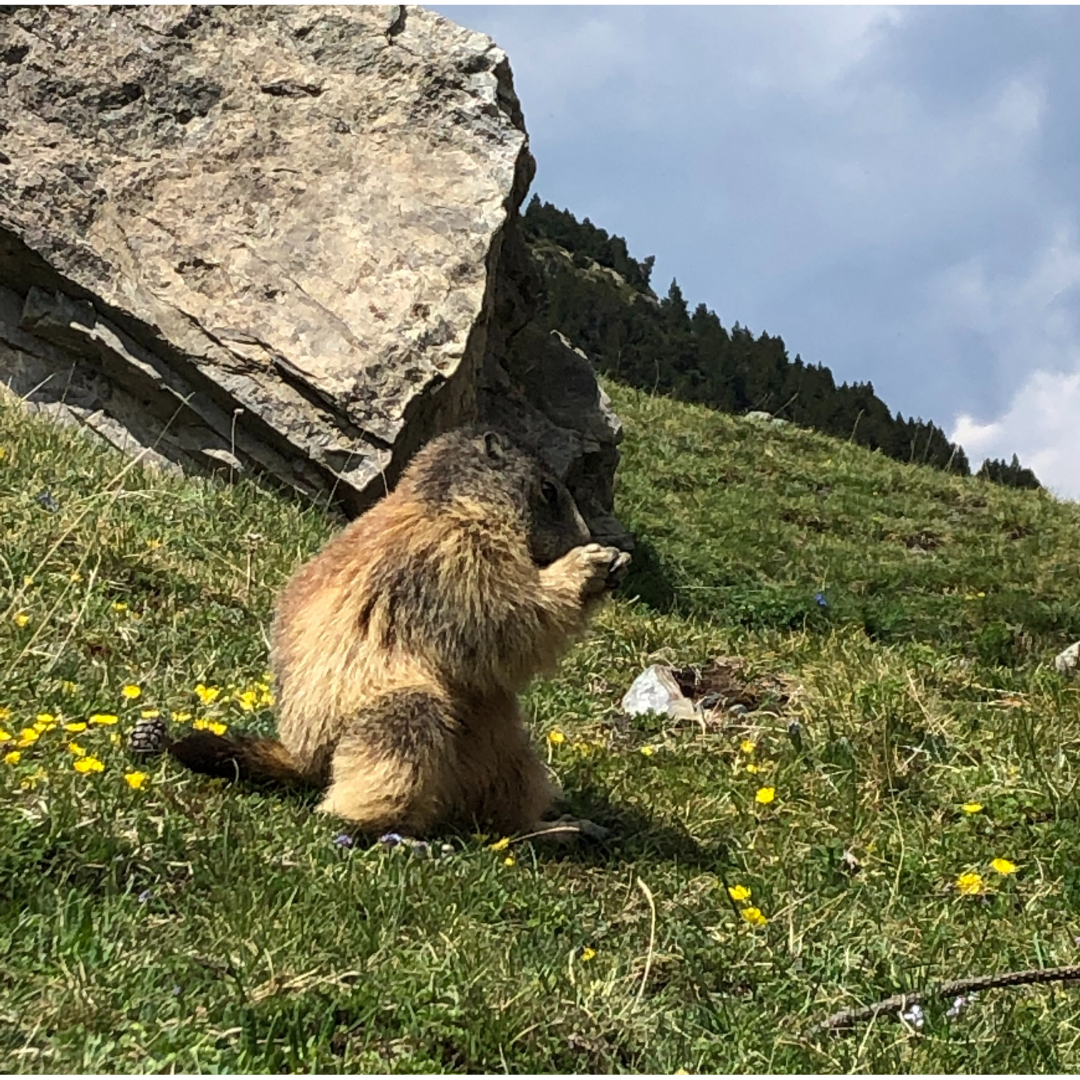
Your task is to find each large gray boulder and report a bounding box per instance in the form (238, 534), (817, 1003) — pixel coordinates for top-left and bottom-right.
(0, 5), (628, 544)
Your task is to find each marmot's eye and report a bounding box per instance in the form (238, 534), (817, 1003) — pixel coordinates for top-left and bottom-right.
(541, 479), (559, 505)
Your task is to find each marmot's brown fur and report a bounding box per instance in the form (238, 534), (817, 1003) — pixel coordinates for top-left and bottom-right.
(159, 427), (629, 838)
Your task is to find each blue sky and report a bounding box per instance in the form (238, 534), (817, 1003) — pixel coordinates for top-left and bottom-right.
(436, 5), (1080, 499)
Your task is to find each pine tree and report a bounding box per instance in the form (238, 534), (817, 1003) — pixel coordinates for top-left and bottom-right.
(520, 198), (1042, 487)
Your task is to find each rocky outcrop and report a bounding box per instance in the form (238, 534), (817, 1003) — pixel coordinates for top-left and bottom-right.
(0, 5), (627, 544)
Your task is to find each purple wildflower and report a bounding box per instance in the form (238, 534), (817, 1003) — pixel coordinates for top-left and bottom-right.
(137, 889), (152, 904)
(813, 592), (827, 607)
(332, 833), (355, 848)
(378, 832), (404, 848)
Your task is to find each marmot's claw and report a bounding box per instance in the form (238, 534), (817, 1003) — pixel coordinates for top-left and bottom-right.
(569, 543), (625, 597)
(537, 814), (612, 844)
(605, 550), (632, 591)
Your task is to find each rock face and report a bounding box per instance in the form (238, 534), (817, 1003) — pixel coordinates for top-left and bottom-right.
(0, 5), (627, 544)
(1055, 642), (1080, 677)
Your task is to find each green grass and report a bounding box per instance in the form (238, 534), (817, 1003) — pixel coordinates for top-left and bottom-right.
(3, 382), (1080, 1072)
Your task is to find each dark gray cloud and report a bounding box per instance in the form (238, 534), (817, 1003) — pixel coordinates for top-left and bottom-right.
(436, 5), (1080, 496)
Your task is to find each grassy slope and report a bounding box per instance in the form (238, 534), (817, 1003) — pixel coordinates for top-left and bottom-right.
(3, 382), (1080, 1073)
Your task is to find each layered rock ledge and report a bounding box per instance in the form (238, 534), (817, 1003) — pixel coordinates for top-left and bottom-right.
(0, 5), (627, 544)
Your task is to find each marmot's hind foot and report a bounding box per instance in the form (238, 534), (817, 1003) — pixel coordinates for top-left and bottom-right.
(128, 716), (169, 757)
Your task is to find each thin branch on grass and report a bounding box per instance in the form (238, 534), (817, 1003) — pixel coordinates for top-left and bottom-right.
(635, 876), (657, 1007)
(818, 964), (1080, 1033)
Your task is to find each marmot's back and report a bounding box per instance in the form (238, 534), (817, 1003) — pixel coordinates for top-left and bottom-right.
(271, 428), (594, 777)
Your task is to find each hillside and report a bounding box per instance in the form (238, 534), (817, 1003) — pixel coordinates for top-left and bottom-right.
(523, 197), (1042, 491)
(3, 385), (1080, 1072)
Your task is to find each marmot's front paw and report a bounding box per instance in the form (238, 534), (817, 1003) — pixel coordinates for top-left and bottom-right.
(566, 543), (625, 598)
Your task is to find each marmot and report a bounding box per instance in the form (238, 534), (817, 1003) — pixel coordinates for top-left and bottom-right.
(136, 427), (629, 839)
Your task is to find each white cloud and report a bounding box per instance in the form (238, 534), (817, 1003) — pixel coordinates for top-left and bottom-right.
(952, 367), (1080, 499)
(937, 222), (1080, 498)
(440, 5), (1080, 484)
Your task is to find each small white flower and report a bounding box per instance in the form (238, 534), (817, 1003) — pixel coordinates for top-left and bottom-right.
(900, 1003), (924, 1029)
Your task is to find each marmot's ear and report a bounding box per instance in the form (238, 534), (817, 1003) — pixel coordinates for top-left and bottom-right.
(483, 430), (510, 461)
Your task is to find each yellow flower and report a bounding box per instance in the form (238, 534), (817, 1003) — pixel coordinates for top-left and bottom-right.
(755, 787), (776, 805)
(741, 907), (768, 927)
(109, 732), (121, 746)
(171, 711), (192, 723)
(745, 763), (759, 774)
(0, 729), (11, 743)
(489, 837), (511, 852)
(60, 681), (78, 695)
(235, 689), (258, 712)
(146, 538), (162, 550)
(112, 601), (128, 613)
(19, 767), (47, 791)
(4, 750), (21, 765)
(956, 871), (984, 895)
(124, 771), (148, 790)
(547, 729), (566, 746)
(580, 947), (597, 962)
(17, 727), (39, 746)
(991, 858), (1018, 876)
(194, 683), (221, 705)
(727, 884), (752, 902)
(67, 742), (86, 757)
(961, 802), (984, 814)
(63, 722), (87, 733)
(192, 719), (227, 736)
(74, 756), (105, 774)
(34, 713), (57, 731)
(89, 713), (119, 726)
(740, 739), (756, 755)
(69, 570), (83, 583)
(639, 745), (656, 757)
(503, 856), (515, 867)
(121, 684), (141, 700)
(139, 709), (160, 719)
(13, 612), (29, 627)
(0, 707), (9, 721)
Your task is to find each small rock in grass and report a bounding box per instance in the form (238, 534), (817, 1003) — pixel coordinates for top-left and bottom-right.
(1055, 641), (1080, 676)
(840, 850), (862, 875)
(787, 720), (804, 752)
(621, 664), (695, 720)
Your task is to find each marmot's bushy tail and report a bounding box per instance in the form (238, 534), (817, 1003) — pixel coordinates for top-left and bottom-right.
(128, 716), (311, 787)
(167, 731), (310, 786)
